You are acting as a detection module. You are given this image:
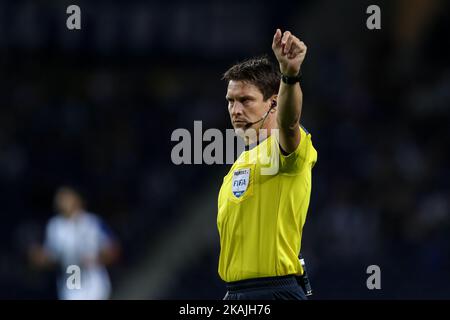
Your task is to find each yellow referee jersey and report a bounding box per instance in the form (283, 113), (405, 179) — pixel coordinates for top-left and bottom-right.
(217, 126), (317, 282)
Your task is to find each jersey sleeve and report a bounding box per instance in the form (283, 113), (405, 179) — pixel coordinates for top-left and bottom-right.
(279, 125), (317, 174)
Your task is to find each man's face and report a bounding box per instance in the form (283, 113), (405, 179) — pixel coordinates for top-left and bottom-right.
(54, 188), (81, 218)
(226, 80), (271, 136)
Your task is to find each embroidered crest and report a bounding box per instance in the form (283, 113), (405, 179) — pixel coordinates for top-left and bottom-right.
(232, 168), (250, 198)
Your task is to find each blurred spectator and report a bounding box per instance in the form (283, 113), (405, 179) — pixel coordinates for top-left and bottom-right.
(28, 186), (121, 300)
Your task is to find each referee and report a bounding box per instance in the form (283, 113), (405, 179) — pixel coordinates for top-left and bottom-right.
(217, 29), (317, 300)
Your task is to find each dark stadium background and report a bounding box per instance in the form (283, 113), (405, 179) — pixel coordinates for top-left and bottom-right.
(0, 0), (449, 299)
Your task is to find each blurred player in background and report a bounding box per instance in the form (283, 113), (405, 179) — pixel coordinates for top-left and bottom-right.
(28, 186), (120, 300)
(217, 29), (317, 300)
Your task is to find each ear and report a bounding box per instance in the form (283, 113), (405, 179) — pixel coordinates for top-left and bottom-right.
(270, 94), (278, 112)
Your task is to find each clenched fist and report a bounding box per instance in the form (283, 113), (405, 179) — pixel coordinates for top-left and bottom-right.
(272, 29), (307, 77)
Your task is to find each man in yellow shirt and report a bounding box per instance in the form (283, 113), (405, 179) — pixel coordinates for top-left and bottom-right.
(217, 29), (317, 300)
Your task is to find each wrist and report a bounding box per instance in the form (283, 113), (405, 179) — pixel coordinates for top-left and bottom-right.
(281, 71), (302, 84)
(280, 70), (300, 77)
(279, 65), (300, 77)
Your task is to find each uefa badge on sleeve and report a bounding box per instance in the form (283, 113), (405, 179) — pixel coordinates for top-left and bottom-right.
(232, 168), (250, 198)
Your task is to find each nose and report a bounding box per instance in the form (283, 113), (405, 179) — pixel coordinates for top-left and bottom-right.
(229, 101), (244, 118)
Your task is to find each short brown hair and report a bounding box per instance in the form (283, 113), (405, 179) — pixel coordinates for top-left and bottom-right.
(222, 55), (280, 100)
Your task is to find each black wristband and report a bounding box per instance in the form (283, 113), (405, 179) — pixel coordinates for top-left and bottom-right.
(281, 72), (301, 84)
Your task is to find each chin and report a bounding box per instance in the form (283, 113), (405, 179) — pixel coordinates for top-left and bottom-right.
(234, 127), (246, 138)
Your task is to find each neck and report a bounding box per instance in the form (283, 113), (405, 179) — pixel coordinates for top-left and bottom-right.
(64, 209), (83, 219)
(239, 112), (277, 146)
(243, 126), (275, 147)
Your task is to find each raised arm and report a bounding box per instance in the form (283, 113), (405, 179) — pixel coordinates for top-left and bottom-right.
(272, 29), (307, 154)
